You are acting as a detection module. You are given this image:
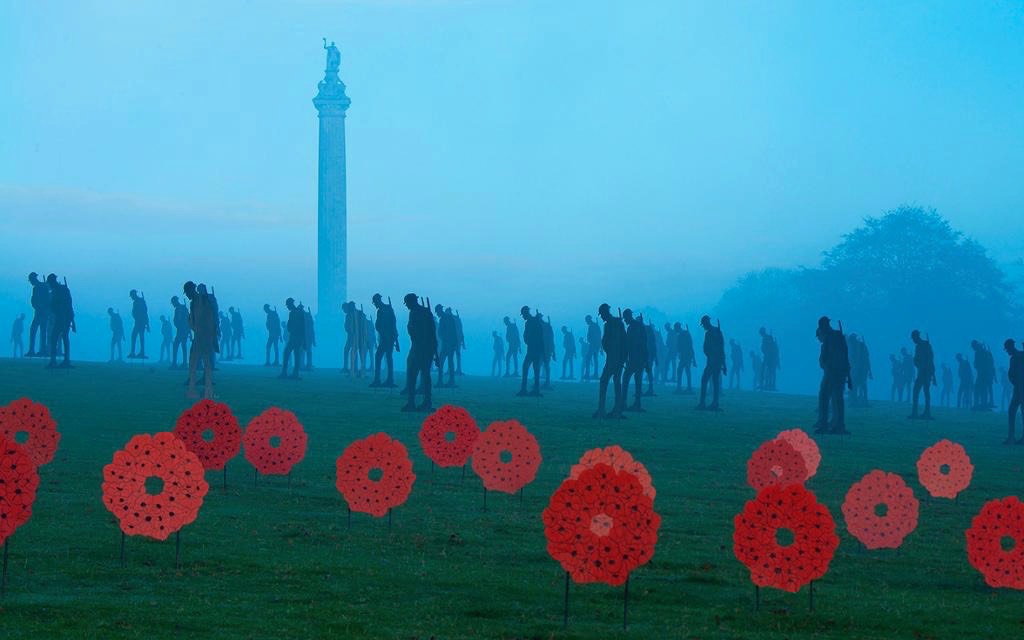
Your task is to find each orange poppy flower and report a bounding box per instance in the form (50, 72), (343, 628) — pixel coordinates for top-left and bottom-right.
(173, 399), (242, 471)
(746, 438), (808, 491)
(916, 439), (973, 499)
(471, 420), (541, 494)
(570, 445), (655, 500)
(841, 470), (919, 549)
(242, 408), (308, 476)
(966, 496), (1024, 589)
(419, 405), (479, 468)
(336, 433), (416, 517)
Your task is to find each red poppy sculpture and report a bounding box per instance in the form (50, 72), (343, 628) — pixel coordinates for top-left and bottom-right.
(419, 405), (479, 468)
(0, 437), (40, 546)
(243, 407), (308, 476)
(471, 419), (542, 494)
(173, 399), (242, 471)
(776, 428), (821, 478)
(746, 438), (809, 491)
(101, 432), (209, 540)
(841, 470), (919, 549)
(543, 463), (661, 586)
(916, 439), (973, 499)
(336, 433), (416, 517)
(0, 397), (60, 467)
(966, 496), (1024, 589)
(733, 483), (839, 592)
(570, 445), (656, 500)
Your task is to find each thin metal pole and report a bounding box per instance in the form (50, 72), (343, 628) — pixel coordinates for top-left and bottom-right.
(755, 585), (760, 612)
(623, 575), (630, 631)
(809, 580), (814, 612)
(347, 506), (352, 529)
(563, 571), (570, 629)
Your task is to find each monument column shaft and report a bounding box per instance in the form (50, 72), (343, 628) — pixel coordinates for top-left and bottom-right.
(317, 111), (347, 322)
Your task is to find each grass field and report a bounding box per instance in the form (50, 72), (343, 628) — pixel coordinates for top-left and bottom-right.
(0, 358), (1021, 639)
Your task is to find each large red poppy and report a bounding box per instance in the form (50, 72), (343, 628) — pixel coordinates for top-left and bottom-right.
(419, 405), (480, 468)
(966, 496), (1024, 589)
(101, 432), (209, 540)
(0, 397), (60, 467)
(173, 399), (242, 471)
(242, 408), (308, 475)
(746, 438), (809, 491)
(543, 463), (661, 586)
(471, 419), (542, 494)
(733, 483), (839, 592)
(570, 445), (656, 500)
(776, 429), (821, 478)
(841, 470), (919, 550)
(0, 437), (40, 546)
(336, 433), (416, 517)
(916, 439), (973, 499)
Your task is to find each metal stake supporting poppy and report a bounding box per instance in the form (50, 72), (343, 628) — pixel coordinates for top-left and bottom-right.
(808, 581), (814, 612)
(754, 585), (760, 612)
(623, 575), (630, 631)
(347, 505), (352, 529)
(562, 571), (570, 629)
(2, 539), (9, 598)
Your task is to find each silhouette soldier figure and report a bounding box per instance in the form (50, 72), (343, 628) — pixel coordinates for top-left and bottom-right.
(676, 323), (697, 394)
(594, 303), (626, 419)
(584, 314), (602, 381)
(956, 353), (974, 409)
(263, 304), (281, 366)
(749, 350), (763, 390)
(621, 310), (648, 412)
(847, 334), (872, 406)
(971, 340), (995, 410)
(651, 322), (666, 386)
(126, 290), (150, 359)
(1005, 339), (1024, 444)
(46, 274), (75, 369)
(813, 316), (852, 434)
(889, 354), (904, 402)
(107, 307), (125, 361)
(171, 296), (191, 369)
(26, 272), (50, 357)
(940, 363), (954, 408)
(517, 306), (544, 397)
(899, 348), (914, 401)
(435, 305), (458, 388)
(1000, 366), (1011, 412)
(230, 307), (245, 360)
(503, 316), (520, 377)
(218, 311), (232, 361)
(578, 336), (590, 379)
(158, 315), (172, 363)
(362, 311), (376, 375)
(561, 326), (576, 380)
(541, 313), (556, 389)
(401, 293), (438, 413)
(491, 330), (505, 377)
(642, 319), (658, 396)
(184, 281), (217, 398)
(909, 330), (936, 420)
(663, 322), (678, 383)
(303, 306), (316, 371)
(728, 338), (744, 390)
(279, 298), (305, 379)
(371, 294), (400, 388)
(759, 327), (780, 391)
(342, 301), (357, 374)
(10, 313), (25, 359)
(454, 310), (466, 376)
(696, 316), (726, 411)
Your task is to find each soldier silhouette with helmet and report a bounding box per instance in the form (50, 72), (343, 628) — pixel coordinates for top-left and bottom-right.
(675, 323), (696, 394)
(127, 289), (150, 359)
(621, 309), (648, 412)
(171, 296), (191, 369)
(46, 274), (75, 369)
(1005, 339), (1024, 445)
(279, 298), (305, 380)
(813, 316), (852, 434)
(909, 329), (936, 420)
(401, 294), (438, 412)
(696, 315), (725, 411)
(370, 293), (400, 388)
(107, 307), (125, 362)
(263, 304), (281, 366)
(560, 325), (576, 380)
(594, 304), (626, 419)
(491, 330), (505, 377)
(517, 306), (544, 397)
(26, 272), (50, 357)
(184, 281), (217, 398)
(503, 316), (520, 377)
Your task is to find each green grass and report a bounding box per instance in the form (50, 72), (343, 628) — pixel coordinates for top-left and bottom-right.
(0, 359), (1020, 639)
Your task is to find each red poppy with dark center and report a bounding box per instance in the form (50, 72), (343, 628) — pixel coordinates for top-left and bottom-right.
(841, 470), (919, 549)
(173, 399), (242, 471)
(0, 437), (40, 546)
(243, 408), (308, 475)
(746, 438), (809, 491)
(916, 439), (973, 499)
(101, 432), (209, 540)
(336, 433), (416, 517)
(570, 445), (655, 500)
(471, 419), (542, 494)
(0, 397), (60, 467)
(419, 405), (479, 468)
(733, 483), (839, 592)
(542, 463), (661, 586)
(966, 496), (1024, 589)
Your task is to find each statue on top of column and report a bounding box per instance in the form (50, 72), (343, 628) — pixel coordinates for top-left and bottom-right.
(324, 39), (341, 74)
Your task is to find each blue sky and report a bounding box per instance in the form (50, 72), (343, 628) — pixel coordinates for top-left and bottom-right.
(1, 1), (1022, 366)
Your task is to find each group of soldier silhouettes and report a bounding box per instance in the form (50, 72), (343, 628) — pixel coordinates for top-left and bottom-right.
(14, 272), (76, 368)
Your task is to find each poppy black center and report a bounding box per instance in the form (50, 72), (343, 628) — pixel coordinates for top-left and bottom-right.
(368, 467), (383, 482)
(775, 527), (795, 547)
(144, 476), (165, 495)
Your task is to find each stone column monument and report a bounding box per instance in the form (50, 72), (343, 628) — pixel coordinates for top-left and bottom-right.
(312, 39), (351, 359)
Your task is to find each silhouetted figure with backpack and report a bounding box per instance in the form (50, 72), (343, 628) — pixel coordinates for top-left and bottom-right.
(107, 307), (125, 362)
(696, 316), (725, 411)
(401, 294), (437, 412)
(171, 296), (191, 370)
(813, 316), (851, 434)
(279, 298), (305, 380)
(848, 334), (872, 406)
(1005, 339), (1024, 444)
(185, 281), (217, 398)
(229, 307), (245, 360)
(26, 272), (50, 357)
(584, 315), (602, 382)
(491, 331), (505, 377)
(956, 353), (974, 409)
(127, 290), (150, 359)
(676, 323), (696, 394)
(10, 313), (25, 359)
(561, 326), (576, 380)
(158, 315), (172, 363)
(503, 316), (520, 377)
(642, 319), (657, 396)
(972, 340), (995, 410)
(46, 274), (75, 369)
(909, 330), (936, 420)
(435, 305), (458, 388)
(371, 293), (399, 388)
(728, 338), (744, 390)
(940, 363), (954, 407)
(263, 304), (281, 366)
(750, 350), (763, 390)
(578, 336), (590, 379)
(518, 306), (544, 397)
(594, 303), (626, 419)
(663, 322), (678, 383)
(759, 327), (780, 391)
(621, 309), (648, 412)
